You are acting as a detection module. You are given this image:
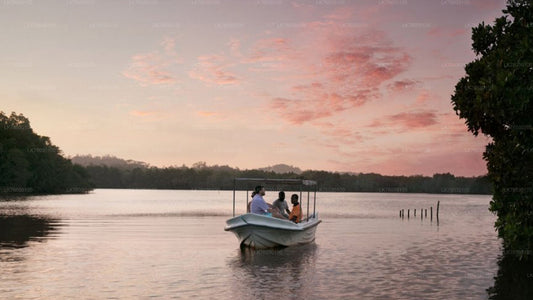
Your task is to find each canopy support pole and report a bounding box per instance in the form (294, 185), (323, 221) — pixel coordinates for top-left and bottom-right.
(232, 179), (236, 217)
(299, 185), (303, 219)
(307, 190), (310, 221)
(313, 185), (317, 217)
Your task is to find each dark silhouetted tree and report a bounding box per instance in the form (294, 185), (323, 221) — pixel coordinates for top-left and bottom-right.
(0, 111), (92, 194)
(451, 0), (533, 251)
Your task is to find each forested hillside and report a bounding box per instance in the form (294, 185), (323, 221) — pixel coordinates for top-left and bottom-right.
(83, 162), (491, 194)
(0, 112), (92, 195)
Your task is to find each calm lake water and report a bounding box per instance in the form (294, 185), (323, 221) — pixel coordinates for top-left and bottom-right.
(0, 189), (510, 299)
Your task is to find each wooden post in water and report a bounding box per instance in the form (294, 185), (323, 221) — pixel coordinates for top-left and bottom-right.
(425, 209), (427, 217)
(407, 209), (410, 219)
(436, 201), (440, 224)
(399, 210), (401, 217)
(430, 206), (433, 221)
(402, 209), (404, 219)
(421, 208), (423, 220)
(414, 209), (416, 216)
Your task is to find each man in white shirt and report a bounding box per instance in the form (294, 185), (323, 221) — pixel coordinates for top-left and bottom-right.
(250, 185), (271, 215)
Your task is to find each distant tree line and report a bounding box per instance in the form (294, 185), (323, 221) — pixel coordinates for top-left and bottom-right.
(0, 112), (492, 195)
(82, 161), (491, 194)
(0, 112), (92, 195)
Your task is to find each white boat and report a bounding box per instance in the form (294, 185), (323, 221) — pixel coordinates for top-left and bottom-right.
(224, 178), (322, 249)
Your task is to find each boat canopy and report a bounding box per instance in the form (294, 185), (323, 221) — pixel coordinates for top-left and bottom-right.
(232, 177), (318, 218)
(234, 178), (317, 186)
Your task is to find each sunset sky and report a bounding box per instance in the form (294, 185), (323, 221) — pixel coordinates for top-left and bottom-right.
(0, 0), (506, 176)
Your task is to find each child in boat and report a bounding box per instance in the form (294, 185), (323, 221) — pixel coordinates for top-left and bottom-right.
(289, 194), (302, 223)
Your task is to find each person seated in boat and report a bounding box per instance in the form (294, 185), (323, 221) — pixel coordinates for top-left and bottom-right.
(272, 191), (290, 219)
(247, 191), (257, 212)
(250, 185), (273, 216)
(289, 194), (302, 223)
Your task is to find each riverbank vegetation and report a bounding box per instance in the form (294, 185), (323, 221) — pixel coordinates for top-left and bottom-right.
(0, 111), (491, 196)
(0, 112), (92, 195)
(74, 155), (491, 194)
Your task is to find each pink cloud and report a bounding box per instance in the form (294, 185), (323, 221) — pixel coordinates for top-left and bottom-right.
(270, 97), (333, 124)
(129, 110), (157, 117)
(387, 79), (419, 92)
(263, 27), (411, 124)
(270, 89), (374, 125)
(388, 111), (438, 129)
(189, 55), (239, 85)
(292, 82), (323, 92)
(122, 53), (175, 85)
(367, 110), (439, 131)
(324, 34), (410, 81)
(122, 37), (181, 86)
(415, 90), (430, 104)
(367, 119), (383, 128)
(246, 37), (293, 64)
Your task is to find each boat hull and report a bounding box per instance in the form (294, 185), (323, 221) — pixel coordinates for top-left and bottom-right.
(224, 213), (321, 249)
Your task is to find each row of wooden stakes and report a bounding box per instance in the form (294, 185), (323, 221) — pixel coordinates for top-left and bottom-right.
(400, 201), (440, 222)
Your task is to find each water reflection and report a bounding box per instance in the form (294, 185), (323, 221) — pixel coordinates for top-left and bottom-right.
(228, 243), (318, 299)
(0, 214), (61, 249)
(487, 249), (533, 299)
